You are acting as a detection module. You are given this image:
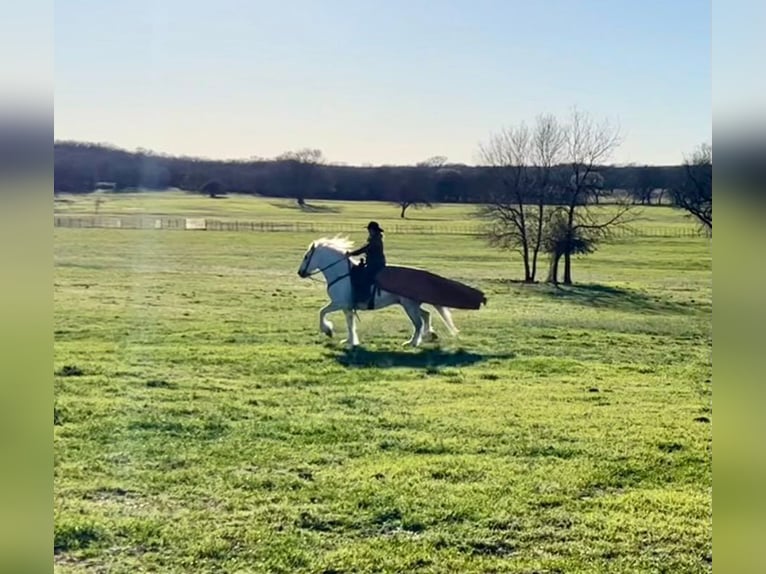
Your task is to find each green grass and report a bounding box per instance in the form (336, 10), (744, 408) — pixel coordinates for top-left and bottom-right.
(54, 190), (701, 234)
(54, 198), (711, 573)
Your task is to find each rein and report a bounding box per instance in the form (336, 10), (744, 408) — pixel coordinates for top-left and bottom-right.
(308, 256), (347, 277)
(326, 265), (351, 289)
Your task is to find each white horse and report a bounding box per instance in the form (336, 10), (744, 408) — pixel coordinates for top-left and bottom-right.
(297, 236), (459, 348)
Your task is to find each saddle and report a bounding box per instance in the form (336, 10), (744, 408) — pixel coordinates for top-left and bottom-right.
(349, 259), (379, 309)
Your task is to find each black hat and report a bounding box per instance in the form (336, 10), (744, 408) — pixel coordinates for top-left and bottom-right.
(367, 221), (384, 233)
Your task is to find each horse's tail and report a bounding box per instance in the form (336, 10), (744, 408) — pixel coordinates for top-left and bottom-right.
(433, 305), (459, 336)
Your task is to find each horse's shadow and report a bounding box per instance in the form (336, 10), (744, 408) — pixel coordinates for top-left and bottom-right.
(328, 346), (514, 369)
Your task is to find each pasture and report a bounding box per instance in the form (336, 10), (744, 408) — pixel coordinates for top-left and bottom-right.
(54, 190), (700, 235)
(54, 196), (712, 573)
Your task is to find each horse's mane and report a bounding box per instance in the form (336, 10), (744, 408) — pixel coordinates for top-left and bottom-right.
(312, 235), (355, 253)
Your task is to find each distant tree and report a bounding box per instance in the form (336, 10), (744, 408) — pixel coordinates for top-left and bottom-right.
(276, 147), (325, 165)
(476, 114), (565, 282)
(671, 142), (711, 231)
(570, 170), (606, 203)
(422, 155), (447, 168)
(393, 156), (444, 218)
(275, 148), (326, 206)
(393, 169), (432, 218)
(201, 179), (225, 198)
(628, 165), (666, 205)
(655, 186), (668, 206)
(551, 107), (633, 285)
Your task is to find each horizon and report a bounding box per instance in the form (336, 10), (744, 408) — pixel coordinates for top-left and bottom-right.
(54, 0), (710, 166)
(53, 138), (691, 169)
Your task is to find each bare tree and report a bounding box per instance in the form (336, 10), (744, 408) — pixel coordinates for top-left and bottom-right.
(395, 181), (432, 218)
(629, 165), (654, 205)
(530, 114), (566, 280)
(477, 115), (564, 282)
(671, 142), (711, 231)
(477, 123), (535, 280)
(393, 156), (444, 218)
(552, 107), (630, 285)
(275, 148), (326, 206)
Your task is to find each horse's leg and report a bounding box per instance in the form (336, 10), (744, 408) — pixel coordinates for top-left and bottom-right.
(401, 300), (424, 347)
(432, 305), (459, 336)
(349, 311), (360, 346)
(420, 308), (438, 341)
(319, 301), (342, 337)
(340, 310), (360, 348)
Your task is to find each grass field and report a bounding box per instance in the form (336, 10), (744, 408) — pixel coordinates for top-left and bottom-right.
(54, 191), (702, 235)
(54, 196), (712, 573)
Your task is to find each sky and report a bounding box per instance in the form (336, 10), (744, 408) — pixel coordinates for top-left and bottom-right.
(53, 0), (711, 166)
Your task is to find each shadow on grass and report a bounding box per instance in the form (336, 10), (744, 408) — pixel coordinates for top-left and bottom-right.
(270, 201), (341, 214)
(499, 281), (709, 315)
(329, 346), (514, 369)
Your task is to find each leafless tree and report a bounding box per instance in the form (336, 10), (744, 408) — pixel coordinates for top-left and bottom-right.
(275, 148), (326, 206)
(393, 156), (444, 218)
(550, 107), (631, 285)
(530, 114), (566, 280)
(477, 115), (564, 282)
(671, 142), (711, 231)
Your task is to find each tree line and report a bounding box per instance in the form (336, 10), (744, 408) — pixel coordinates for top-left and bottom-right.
(55, 140), (690, 214)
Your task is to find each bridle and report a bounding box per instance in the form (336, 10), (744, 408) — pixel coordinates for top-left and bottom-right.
(301, 243), (352, 288)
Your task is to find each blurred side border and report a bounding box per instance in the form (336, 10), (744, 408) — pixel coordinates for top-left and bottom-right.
(713, 0), (766, 571)
(0, 0), (53, 572)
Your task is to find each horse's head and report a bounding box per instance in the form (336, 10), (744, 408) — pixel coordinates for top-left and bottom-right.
(297, 236), (354, 278)
(297, 242), (318, 278)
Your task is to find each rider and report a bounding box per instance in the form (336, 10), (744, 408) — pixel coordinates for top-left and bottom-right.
(346, 221), (386, 308)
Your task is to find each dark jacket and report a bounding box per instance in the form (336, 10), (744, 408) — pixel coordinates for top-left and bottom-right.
(350, 234), (386, 272)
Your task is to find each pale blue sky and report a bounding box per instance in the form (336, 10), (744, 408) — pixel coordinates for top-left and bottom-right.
(54, 0), (710, 165)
